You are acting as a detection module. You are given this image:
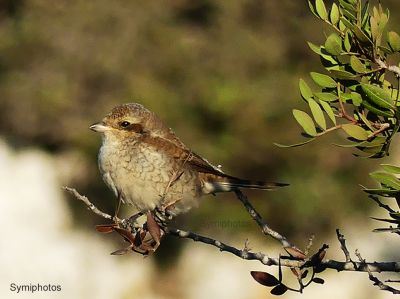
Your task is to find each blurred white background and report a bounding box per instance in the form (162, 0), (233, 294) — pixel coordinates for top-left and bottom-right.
(0, 138), (398, 299)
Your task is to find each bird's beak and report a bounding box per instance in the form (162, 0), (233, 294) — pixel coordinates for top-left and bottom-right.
(90, 122), (110, 132)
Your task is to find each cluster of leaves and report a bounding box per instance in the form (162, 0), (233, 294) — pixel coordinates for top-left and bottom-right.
(250, 246), (327, 296)
(271, 0), (400, 295)
(280, 0), (400, 159)
(294, 0), (400, 248)
(363, 163), (400, 234)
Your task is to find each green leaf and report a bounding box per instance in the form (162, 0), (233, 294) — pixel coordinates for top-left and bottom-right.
(340, 0), (356, 9)
(359, 146), (384, 155)
(370, 13), (380, 43)
(274, 138), (316, 148)
(370, 172), (400, 190)
(357, 111), (374, 131)
(381, 164), (400, 174)
(315, 0), (328, 20)
(363, 188), (400, 196)
(358, 137), (386, 148)
(341, 124), (369, 140)
(299, 79), (313, 100)
(329, 69), (357, 80)
(307, 42), (322, 55)
(339, 0), (355, 12)
(361, 2), (370, 26)
(314, 92), (337, 102)
(340, 92), (353, 103)
(361, 100), (393, 118)
(293, 109), (317, 136)
(319, 49), (339, 64)
(378, 45), (392, 55)
(353, 25), (372, 44)
(308, 0), (319, 17)
(325, 33), (342, 55)
(310, 72), (337, 88)
(350, 56), (367, 73)
(307, 42), (338, 64)
(309, 99), (326, 130)
(342, 9), (356, 22)
(350, 92), (362, 106)
(388, 31), (400, 52)
(340, 17), (354, 30)
(379, 11), (389, 34)
(330, 3), (340, 25)
(333, 142), (362, 148)
(361, 83), (394, 110)
(319, 100), (336, 124)
(344, 32), (352, 52)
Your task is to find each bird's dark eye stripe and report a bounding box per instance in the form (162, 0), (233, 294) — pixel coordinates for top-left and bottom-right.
(120, 121), (130, 128)
(119, 121), (144, 134)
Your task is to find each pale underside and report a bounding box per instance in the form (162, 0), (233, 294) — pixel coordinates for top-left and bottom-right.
(98, 131), (218, 216)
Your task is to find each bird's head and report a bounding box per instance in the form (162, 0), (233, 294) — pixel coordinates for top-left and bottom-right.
(90, 103), (158, 140)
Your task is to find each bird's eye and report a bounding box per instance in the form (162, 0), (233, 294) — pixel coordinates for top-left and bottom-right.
(120, 121), (131, 128)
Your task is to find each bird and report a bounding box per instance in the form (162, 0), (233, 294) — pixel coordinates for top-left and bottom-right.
(90, 103), (287, 221)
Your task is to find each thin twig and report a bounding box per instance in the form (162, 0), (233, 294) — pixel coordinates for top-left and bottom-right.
(63, 187), (120, 223)
(336, 229), (352, 262)
(304, 234), (315, 256)
(368, 123), (390, 140)
(234, 189), (291, 248)
(356, 249), (400, 295)
(369, 195), (396, 213)
(337, 83), (357, 123)
(375, 58), (400, 78)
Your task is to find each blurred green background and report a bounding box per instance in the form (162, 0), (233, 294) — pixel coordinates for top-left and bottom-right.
(1, 0), (399, 267)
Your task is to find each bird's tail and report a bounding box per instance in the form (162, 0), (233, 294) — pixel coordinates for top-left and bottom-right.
(210, 176), (289, 193)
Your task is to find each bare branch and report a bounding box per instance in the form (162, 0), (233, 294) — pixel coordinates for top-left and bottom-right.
(369, 195), (396, 213)
(63, 186), (400, 274)
(356, 249), (400, 295)
(375, 58), (400, 78)
(336, 229), (352, 262)
(234, 189), (292, 248)
(63, 187), (119, 222)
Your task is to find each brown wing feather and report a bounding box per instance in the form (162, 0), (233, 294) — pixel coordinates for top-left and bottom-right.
(140, 133), (228, 177)
(140, 133), (288, 192)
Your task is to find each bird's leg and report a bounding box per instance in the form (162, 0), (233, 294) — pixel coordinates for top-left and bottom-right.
(128, 211), (144, 223)
(113, 192), (122, 220)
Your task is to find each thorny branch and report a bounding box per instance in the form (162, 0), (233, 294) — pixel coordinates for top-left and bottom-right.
(64, 186), (400, 275)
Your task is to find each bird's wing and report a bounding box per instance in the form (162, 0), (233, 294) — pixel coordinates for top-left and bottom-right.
(141, 133), (228, 177)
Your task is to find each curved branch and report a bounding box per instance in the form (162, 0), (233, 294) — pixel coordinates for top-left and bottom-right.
(63, 186), (400, 274)
(234, 189), (292, 248)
